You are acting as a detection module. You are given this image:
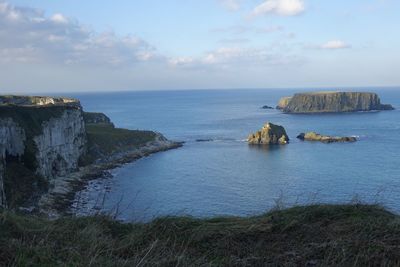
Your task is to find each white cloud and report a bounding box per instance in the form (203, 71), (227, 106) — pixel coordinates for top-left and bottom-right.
(169, 46), (303, 69)
(251, 0), (305, 17)
(0, 2), (159, 67)
(320, 40), (351, 50)
(212, 25), (284, 35)
(219, 0), (240, 11)
(50, 13), (68, 24)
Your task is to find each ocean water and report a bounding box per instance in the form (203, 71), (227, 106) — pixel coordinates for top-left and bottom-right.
(70, 89), (400, 221)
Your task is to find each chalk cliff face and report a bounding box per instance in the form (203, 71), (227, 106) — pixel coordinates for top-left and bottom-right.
(34, 109), (86, 179)
(0, 118), (26, 207)
(277, 92), (394, 113)
(0, 96), (87, 207)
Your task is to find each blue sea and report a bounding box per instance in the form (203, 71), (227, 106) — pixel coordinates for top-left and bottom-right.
(70, 88), (400, 221)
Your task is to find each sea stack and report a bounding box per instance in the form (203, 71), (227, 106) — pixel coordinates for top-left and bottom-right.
(277, 92), (394, 113)
(248, 123), (289, 145)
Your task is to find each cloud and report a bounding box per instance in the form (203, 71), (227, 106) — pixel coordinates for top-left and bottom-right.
(211, 25), (284, 35)
(219, 0), (240, 11)
(320, 40), (351, 50)
(169, 46), (303, 69)
(251, 0), (305, 17)
(50, 13), (68, 24)
(219, 38), (250, 44)
(0, 2), (160, 67)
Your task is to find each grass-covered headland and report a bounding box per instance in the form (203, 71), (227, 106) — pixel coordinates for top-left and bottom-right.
(1, 204), (400, 266)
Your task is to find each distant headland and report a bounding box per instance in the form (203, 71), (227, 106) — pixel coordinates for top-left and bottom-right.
(276, 91), (394, 113)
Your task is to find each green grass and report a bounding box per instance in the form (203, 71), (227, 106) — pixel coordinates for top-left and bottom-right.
(1, 204), (400, 266)
(3, 162), (48, 208)
(81, 124), (157, 165)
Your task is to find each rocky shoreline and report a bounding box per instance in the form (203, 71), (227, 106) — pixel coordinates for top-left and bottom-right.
(39, 135), (183, 217)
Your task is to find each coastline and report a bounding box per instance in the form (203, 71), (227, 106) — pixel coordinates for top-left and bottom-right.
(38, 134), (183, 218)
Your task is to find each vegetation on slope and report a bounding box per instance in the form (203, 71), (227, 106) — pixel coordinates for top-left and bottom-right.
(1, 204), (400, 266)
(81, 123), (157, 165)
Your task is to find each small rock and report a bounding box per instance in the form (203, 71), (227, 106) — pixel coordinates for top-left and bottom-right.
(261, 105), (274, 110)
(297, 132), (357, 143)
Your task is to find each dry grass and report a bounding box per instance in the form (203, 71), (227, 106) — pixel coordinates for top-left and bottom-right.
(2, 204), (400, 266)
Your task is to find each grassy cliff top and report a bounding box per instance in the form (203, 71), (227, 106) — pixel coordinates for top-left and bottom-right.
(81, 123), (157, 165)
(0, 95), (79, 107)
(296, 91), (376, 95)
(1, 204), (400, 266)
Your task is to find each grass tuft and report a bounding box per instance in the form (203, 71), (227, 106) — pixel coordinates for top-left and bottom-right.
(1, 204), (400, 266)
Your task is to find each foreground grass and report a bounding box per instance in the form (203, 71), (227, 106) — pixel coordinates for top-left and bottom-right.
(1, 204), (400, 266)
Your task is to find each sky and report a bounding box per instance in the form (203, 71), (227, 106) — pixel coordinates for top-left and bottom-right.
(1, 0), (399, 93)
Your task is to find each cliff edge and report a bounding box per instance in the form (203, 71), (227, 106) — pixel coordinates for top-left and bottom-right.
(277, 91), (394, 113)
(0, 96), (181, 212)
(0, 96), (86, 208)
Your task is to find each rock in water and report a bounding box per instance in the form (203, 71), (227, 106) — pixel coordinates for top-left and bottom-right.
(297, 132), (357, 143)
(248, 123), (289, 145)
(261, 105), (274, 110)
(277, 92), (394, 113)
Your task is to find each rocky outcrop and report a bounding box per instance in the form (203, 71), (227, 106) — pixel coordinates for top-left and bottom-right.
(276, 97), (292, 110)
(297, 132), (357, 143)
(248, 123), (289, 145)
(277, 92), (394, 113)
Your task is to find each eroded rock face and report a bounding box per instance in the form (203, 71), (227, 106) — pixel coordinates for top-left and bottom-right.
(34, 109), (86, 178)
(277, 92), (394, 113)
(0, 96), (87, 207)
(297, 132), (357, 143)
(0, 118), (26, 207)
(248, 123), (289, 145)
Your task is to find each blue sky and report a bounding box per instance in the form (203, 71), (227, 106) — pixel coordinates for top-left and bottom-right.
(1, 0), (400, 93)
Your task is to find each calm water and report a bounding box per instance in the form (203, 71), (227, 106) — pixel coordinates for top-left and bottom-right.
(70, 89), (400, 221)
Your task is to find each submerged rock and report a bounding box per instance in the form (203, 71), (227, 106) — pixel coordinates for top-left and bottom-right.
(297, 132), (357, 143)
(261, 105), (274, 110)
(195, 139), (214, 142)
(277, 92), (394, 113)
(248, 123), (289, 145)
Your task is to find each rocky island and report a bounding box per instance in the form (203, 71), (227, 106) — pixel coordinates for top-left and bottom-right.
(276, 91), (394, 113)
(297, 132), (357, 143)
(248, 122), (289, 145)
(0, 95), (181, 214)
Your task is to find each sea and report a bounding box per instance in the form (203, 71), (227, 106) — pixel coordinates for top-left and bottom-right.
(68, 88), (400, 222)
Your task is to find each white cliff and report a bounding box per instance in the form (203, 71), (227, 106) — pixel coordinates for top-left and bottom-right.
(0, 118), (26, 207)
(34, 108), (86, 179)
(0, 96), (87, 208)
